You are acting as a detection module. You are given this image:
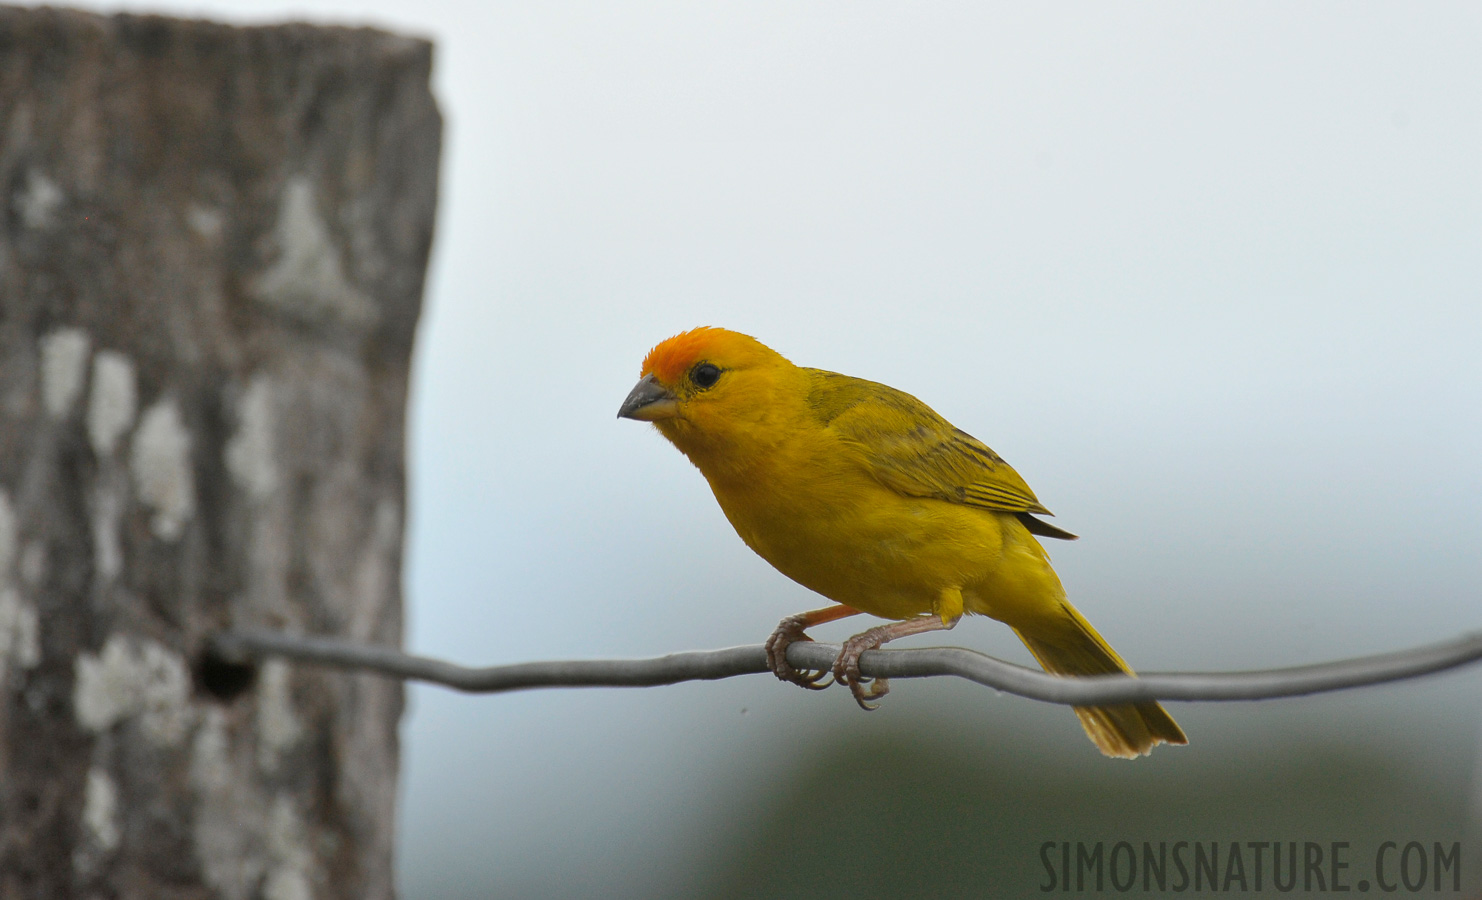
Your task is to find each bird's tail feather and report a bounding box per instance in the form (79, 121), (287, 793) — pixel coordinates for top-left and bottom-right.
(1013, 603), (1187, 759)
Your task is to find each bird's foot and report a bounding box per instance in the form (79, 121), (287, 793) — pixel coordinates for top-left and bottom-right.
(765, 614), (834, 690)
(832, 614), (959, 710)
(834, 628), (893, 711)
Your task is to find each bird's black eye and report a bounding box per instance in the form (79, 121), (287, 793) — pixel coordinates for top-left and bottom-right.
(691, 362), (722, 389)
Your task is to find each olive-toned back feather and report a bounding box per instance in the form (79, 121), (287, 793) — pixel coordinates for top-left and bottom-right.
(803, 369), (1075, 538)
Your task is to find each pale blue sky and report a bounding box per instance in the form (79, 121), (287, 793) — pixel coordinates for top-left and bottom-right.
(19, 2), (1482, 895)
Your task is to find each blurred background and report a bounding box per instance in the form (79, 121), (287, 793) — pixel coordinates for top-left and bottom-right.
(18, 1), (1482, 896)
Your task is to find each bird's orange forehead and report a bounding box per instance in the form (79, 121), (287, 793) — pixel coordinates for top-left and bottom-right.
(641, 326), (749, 385)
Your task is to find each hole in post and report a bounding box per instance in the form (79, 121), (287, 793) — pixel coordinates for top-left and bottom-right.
(196, 647), (258, 701)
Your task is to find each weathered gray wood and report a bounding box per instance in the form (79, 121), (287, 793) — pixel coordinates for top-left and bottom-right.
(0, 7), (439, 898)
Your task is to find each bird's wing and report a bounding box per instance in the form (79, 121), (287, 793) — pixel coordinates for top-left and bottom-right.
(803, 369), (1067, 527)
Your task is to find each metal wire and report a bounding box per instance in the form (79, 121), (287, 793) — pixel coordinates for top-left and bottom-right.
(208, 627), (1482, 706)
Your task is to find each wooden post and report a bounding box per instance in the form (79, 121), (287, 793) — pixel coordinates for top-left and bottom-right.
(0, 8), (440, 898)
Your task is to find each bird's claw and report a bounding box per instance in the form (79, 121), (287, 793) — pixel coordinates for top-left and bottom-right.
(765, 615), (834, 690)
(834, 633), (891, 711)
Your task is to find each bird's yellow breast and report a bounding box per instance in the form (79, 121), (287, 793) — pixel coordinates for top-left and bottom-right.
(697, 423), (1005, 620)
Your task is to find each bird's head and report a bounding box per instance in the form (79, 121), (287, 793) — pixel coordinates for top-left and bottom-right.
(617, 326), (796, 456)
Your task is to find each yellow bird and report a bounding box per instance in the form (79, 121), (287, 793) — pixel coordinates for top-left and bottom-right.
(618, 327), (1186, 758)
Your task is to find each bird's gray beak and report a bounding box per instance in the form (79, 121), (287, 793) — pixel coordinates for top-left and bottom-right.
(617, 374), (679, 421)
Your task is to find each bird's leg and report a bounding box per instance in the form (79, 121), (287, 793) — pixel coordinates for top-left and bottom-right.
(765, 604), (862, 690)
(835, 614), (961, 710)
